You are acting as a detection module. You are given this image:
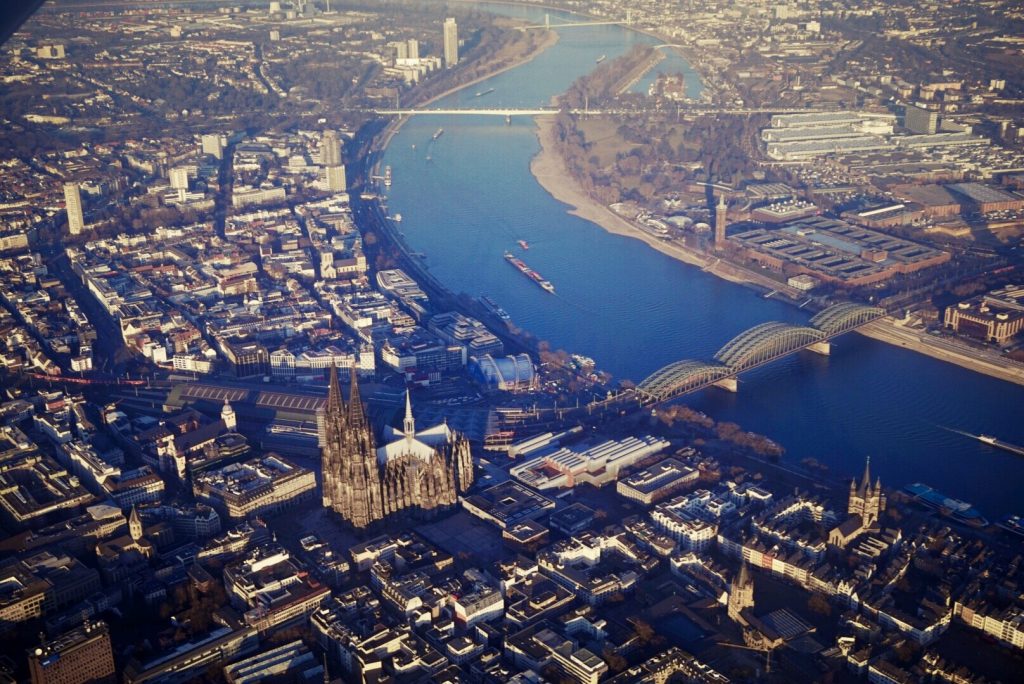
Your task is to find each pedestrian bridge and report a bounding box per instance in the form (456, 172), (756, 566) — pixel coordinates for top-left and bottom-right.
(636, 303), (885, 402)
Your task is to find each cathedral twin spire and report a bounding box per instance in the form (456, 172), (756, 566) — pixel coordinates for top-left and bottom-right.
(321, 365), (382, 528)
(325, 364), (369, 428)
(326, 363), (345, 418)
(321, 366), (474, 530)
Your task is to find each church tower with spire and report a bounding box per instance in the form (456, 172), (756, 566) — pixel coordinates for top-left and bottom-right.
(129, 505), (144, 542)
(403, 390), (416, 439)
(848, 456), (886, 528)
(728, 561), (755, 625)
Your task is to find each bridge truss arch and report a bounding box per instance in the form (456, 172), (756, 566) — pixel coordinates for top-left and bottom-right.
(637, 360), (732, 402)
(714, 322), (825, 371)
(810, 303), (886, 336)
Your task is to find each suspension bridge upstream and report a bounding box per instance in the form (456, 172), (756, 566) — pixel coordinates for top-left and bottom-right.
(633, 303), (887, 405)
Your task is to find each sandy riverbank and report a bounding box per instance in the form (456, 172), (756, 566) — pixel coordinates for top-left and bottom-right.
(530, 114), (794, 295)
(530, 115), (1024, 388)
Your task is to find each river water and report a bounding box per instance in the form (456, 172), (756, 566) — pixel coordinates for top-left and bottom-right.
(380, 3), (1024, 518)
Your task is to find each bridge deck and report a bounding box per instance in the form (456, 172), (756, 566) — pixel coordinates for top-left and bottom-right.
(370, 107), (825, 117)
(635, 304), (886, 404)
(521, 20), (627, 29)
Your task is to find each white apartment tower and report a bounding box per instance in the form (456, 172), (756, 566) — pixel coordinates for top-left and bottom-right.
(64, 182), (85, 235)
(201, 133), (225, 159)
(169, 167), (190, 191)
(443, 17), (459, 68)
(322, 130), (346, 192)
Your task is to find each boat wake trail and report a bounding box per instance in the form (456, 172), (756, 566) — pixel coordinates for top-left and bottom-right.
(552, 292), (599, 317)
(934, 424), (976, 440)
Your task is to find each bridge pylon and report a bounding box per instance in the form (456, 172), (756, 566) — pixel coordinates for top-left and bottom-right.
(545, 13), (549, 29)
(806, 341), (831, 356)
(713, 377), (738, 392)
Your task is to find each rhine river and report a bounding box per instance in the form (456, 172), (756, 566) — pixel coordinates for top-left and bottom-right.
(380, 3), (1024, 518)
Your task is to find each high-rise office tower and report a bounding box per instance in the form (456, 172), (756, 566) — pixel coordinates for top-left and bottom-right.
(905, 105), (939, 135)
(443, 17), (459, 68)
(28, 621), (115, 684)
(64, 182), (85, 235)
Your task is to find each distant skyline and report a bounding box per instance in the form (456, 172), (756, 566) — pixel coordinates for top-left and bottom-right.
(0, 2), (1022, 682)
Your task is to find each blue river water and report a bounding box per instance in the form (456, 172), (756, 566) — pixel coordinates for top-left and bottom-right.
(380, 3), (1024, 518)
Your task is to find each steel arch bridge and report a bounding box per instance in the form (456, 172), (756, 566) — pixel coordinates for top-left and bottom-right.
(810, 303), (886, 336)
(634, 303), (886, 403)
(636, 360), (733, 402)
(714, 322), (826, 371)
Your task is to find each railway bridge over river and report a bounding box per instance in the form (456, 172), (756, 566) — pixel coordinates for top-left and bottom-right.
(633, 303), (886, 405)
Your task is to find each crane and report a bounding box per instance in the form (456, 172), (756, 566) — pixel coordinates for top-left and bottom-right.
(717, 640), (776, 675)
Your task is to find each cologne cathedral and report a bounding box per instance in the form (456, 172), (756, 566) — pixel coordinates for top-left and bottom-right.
(320, 366), (474, 529)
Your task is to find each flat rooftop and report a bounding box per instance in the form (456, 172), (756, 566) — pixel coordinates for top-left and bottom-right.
(733, 216), (949, 283)
(619, 458), (696, 495)
(894, 184), (961, 208)
(462, 481), (556, 529)
(947, 182), (1023, 204)
(194, 454), (308, 499)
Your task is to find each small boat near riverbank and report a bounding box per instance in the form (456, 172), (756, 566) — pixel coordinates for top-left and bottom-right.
(475, 88), (495, 97)
(432, 128), (444, 140)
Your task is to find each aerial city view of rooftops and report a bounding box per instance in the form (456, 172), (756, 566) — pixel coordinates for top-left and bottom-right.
(1, 0), (1024, 682)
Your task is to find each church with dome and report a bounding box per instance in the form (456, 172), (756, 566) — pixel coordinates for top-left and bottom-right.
(320, 366), (474, 529)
